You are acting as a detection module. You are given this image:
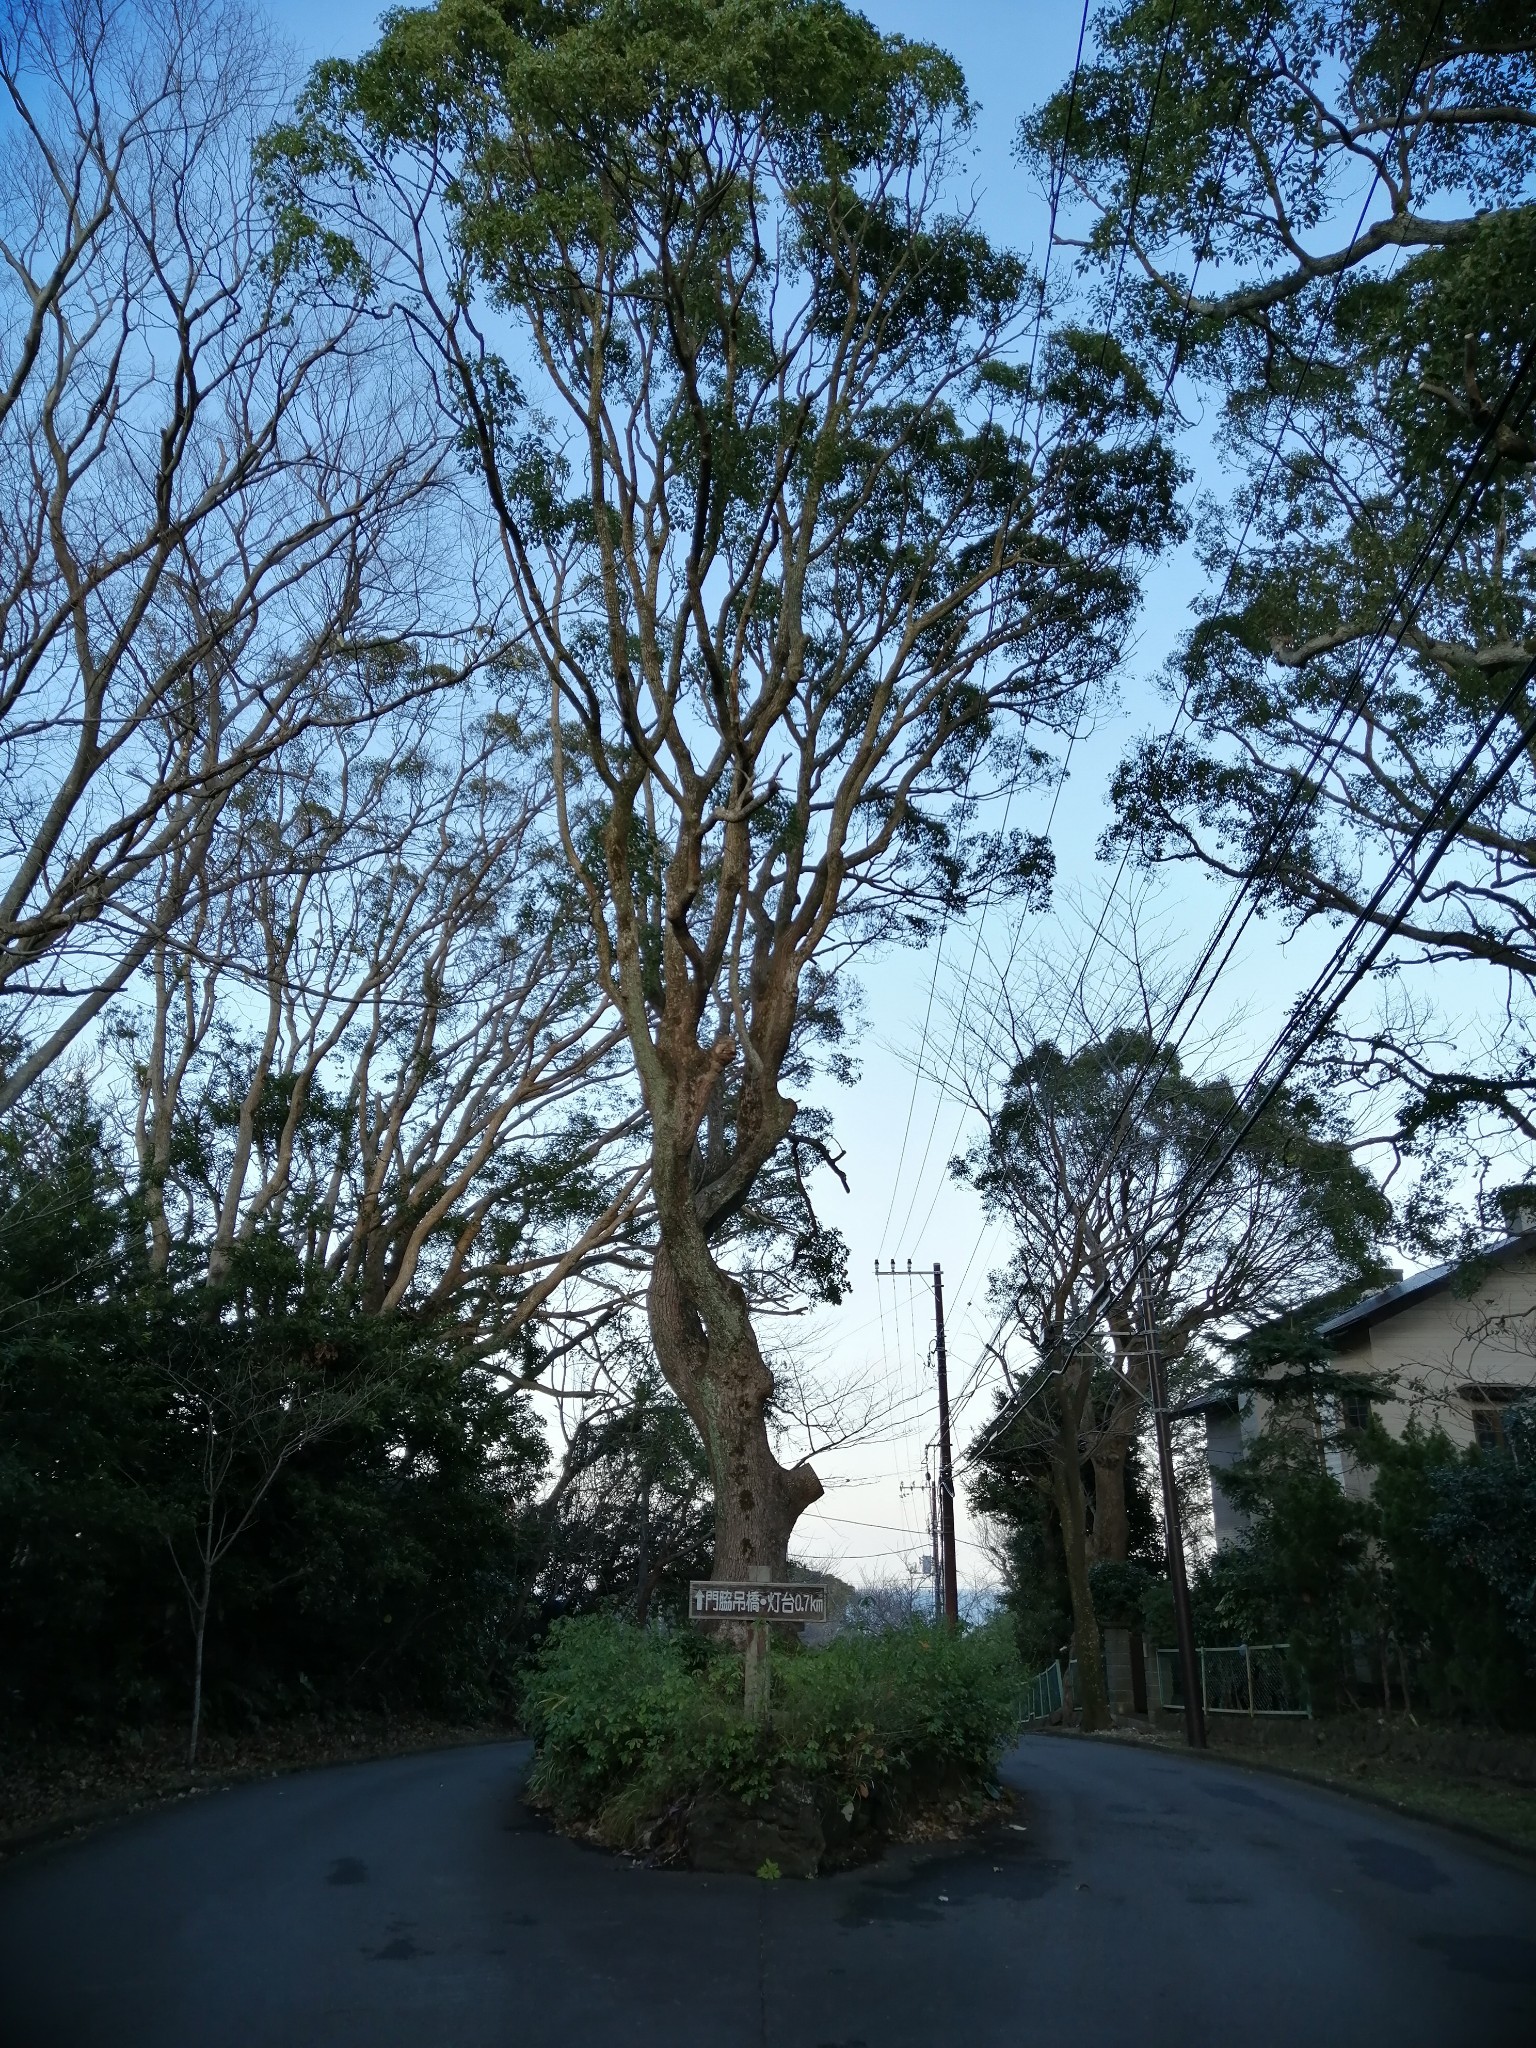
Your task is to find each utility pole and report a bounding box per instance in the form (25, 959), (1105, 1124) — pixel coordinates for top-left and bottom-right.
(928, 1471), (941, 1627)
(878, 1257), (959, 1629)
(933, 1262), (960, 1630)
(1144, 1294), (1205, 1749)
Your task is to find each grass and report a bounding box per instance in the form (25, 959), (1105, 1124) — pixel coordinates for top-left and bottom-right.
(1342, 1775), (1536, 1853)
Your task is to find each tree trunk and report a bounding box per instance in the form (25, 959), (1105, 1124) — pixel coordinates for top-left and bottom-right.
(188, 1556), (212, 1769)
(1051, 1437), (1111, 1732)
(647, 1239), (821, 1576)
(1088, 1441), (1131, 1563)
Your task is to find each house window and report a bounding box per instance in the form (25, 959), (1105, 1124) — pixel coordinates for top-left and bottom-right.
(1471, 1406), (1507, 1455)
(1340, 1393), (1372, 1432)
(1462, 1385), (1523, 1456)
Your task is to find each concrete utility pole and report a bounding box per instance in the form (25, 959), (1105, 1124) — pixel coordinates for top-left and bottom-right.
(1144, 1296), (1206, 1749)
(933, 1263), (960, 1631)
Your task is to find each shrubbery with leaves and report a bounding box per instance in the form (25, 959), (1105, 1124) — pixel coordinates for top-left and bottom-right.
(0, 1093), (552, 1736)
(1190, 1408), (1533, 1720)
(1426, 1401), (1536, 1678)
(522, 1613), (1021, 1852)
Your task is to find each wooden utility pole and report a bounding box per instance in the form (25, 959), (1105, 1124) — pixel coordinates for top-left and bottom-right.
(928, 1473), (942, 1627)
(933, 1263), (960, 1630)
(878, 1257), (960, 1629)
(1144, 1296), (1205, 1749)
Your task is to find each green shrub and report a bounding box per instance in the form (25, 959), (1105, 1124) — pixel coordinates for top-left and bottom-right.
(1187, 1416), (1533, 1720)
(522, 1612), (1021, 1852)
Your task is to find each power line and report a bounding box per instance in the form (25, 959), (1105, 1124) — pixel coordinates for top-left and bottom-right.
(878, 0), (1091, 1252)
(939, 2), (1465, 1415)
(878, 0), (1164, 1256)
(885, 3), (1296, 1274)
(796, 1509), (993, 1554)
(1033, 1), (1450, 1047)
(970, 644), (1536, 1466)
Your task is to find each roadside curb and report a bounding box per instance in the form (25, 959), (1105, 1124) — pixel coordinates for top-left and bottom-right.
(1022, 1723), (1536, 1868)
(0, 1731), (525, 1869)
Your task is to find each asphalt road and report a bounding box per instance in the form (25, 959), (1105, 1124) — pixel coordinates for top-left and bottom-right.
(2, 1733), (1534, 2048)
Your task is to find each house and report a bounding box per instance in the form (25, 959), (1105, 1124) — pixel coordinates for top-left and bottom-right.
(1197, 1224), (1536, 1550)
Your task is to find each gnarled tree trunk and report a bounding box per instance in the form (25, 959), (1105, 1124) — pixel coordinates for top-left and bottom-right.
(647, 1238), (821, 1578)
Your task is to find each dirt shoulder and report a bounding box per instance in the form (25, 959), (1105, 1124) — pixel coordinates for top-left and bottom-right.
(1070, 1712), (1536, 1857)
(0, 1712), (517, 1862)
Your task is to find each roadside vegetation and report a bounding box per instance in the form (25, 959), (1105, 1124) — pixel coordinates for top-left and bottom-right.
(522, 1614), (1022, 1874)
(958, 0), (1536, 1768)
(977, 1391), (1536, 1722)
(0, 1092), (711, 1782)
(1155, 1715), (1536, 1858)
(1197, 1397), (1536, 1720)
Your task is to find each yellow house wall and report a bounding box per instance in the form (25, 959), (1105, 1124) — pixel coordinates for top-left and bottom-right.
(1356, 1256), (1536, 1450)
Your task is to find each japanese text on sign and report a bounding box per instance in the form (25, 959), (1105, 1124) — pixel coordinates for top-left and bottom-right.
(688, 1581), (827, 1622)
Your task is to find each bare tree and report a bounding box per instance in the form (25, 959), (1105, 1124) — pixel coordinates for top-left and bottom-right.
(0, 0), (475, 1110)
(123, 687), (649, 1365)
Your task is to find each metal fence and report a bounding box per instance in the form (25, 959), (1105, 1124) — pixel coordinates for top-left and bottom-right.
(1018, 1658), (1064, 1725)
(1155, 1643), (1310, 1718)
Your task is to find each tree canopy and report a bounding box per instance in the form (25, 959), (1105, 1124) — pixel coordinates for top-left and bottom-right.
(1025, 0), (1536, 1164)
(956, 1014), (1389, 1726)
(265, 0), (1185, 1573)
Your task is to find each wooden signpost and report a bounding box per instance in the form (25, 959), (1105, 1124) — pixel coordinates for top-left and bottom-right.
(688, 1572), (828, 1722)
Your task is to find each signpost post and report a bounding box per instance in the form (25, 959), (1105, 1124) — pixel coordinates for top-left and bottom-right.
(688, 1572), (829, 1724)
(743, 1567), (769, 1724)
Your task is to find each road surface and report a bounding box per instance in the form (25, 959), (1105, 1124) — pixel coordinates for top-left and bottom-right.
(2, 1733), (1532, 2046)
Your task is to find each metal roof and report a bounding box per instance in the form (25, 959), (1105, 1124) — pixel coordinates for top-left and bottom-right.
(1315, 1229), (1536, 1344)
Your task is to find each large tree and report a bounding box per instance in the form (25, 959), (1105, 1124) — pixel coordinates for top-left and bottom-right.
(125, 686), (644, 1360)
(957, 1019), (1388, 1727)
(267, 0), (1182, 1573)
(1024, 0), (1536, 1170)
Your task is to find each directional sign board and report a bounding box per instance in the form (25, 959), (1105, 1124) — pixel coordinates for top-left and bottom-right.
(689, 1581), (827, 1623)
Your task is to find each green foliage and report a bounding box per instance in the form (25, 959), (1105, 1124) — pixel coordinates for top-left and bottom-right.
(1040, 0), (1536, 1154)
(1425, 1399), (1536, 1674)
(969, 1387), (1165, 1671)
(522, 1612), (1021, 1847)
(1088, 1559), (1155, 1630)
(994, 1490), (1074, 1674)
(0, 1092), (169, 1720)
(261, 0), (1196, 1564)
(1140, 1575), (1176, 1649)
(1196, 1430), (1377, 1701)
(967, 1406), (1071, 1669)
(0, 1096), (552, 1732)
(1192, 1406), (1532, 1718)
(537, 1379), (714, 1623)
